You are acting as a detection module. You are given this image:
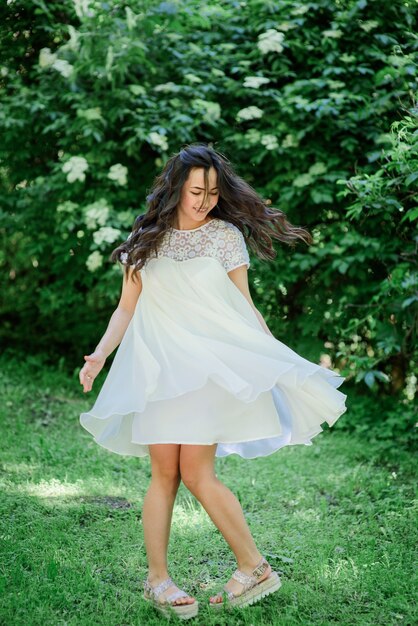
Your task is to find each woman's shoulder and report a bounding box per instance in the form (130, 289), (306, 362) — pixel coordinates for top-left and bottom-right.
(211, 217), (250, 270)
(212, 217), (242, 234)
(213, 218), (246, 244)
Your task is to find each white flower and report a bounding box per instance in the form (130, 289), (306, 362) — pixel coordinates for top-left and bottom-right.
(118, 209), (136, 225)
(93, 226), (121, 246)
(148, 132), (169, 151)
(323, 30), (343, 38)
(77, 107), (103, 121)
(125, 7), (137, 30)
(39, 47), (74, 77)
(257, 29), (285, 54)
(245, 129), (261, 145)
(67, 25), (80, 51)
(236, 106), (264, 122)
(57, 201), (78, 213)
(107, 164), (128, 186)
(84, 199), (110, 230)
(60, 25), (80, 52)
(261, 134), (279, 150)
(62, 156), (88, 183)
(86, 251), (103, 272)
(39, 48), (57, 68)
(282, 133), (299, 148)
(243, 76), (271, 89)
(52, 59), (74, 78)
(192, 99), (221, 123)
(73, 0), (93, 19)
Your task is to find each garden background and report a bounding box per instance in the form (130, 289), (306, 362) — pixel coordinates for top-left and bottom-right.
(1, 1), (416, 624)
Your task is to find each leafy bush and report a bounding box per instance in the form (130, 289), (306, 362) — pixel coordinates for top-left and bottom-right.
(336, 109), (417, 393)
(333, 382), (417, 454)
(0, 1), (416, 446)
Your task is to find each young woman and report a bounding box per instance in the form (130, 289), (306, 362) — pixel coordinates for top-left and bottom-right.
(79, 143), (347, 620)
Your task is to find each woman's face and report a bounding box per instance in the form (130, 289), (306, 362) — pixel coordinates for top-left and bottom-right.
(176, 166), (219, 226)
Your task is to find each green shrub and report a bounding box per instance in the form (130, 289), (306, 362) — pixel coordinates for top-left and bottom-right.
(0, 1), (416, 445)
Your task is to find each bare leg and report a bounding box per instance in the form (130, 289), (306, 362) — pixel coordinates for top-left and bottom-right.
(179, 444), (271, 602)
(142, 443), (195, 605)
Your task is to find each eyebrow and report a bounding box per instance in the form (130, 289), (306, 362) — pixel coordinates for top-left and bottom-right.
(190, 186), (218, 190)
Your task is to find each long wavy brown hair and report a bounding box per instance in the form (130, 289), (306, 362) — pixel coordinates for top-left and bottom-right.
(110, 142), (313, 282)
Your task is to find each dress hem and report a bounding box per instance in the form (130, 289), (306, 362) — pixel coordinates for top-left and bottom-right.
(81, 400), (347, 460)
(128, 404), (347, 453)
(80, 351), (348, 459)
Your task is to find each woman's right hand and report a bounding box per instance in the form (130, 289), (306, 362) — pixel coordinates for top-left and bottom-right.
(79, 349), (107, 393)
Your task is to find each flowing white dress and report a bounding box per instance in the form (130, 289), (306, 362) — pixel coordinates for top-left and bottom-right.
(79, 217), (347, 459)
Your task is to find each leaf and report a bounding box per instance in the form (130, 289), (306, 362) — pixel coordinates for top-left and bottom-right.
(400, 207), (418, 223)
(292, 173), (313, 187)
(308, 162), (327, 176)
(373, 371), (390, 383)
(364, 372), (375, 388)
(402, 295), (418, 308)
(405, 171), (418, 186)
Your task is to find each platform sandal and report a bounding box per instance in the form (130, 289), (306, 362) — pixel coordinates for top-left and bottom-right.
(209, 556), (281, 610)
(143, 576), (198, 620)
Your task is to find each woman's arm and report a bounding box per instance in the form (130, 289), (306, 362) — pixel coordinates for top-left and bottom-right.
(94, 307), (134, 358)
(95, 267), (144, 357)
(227, 265), (275, 338)
(79, 267), (143, 393)
(252, 307), (275, 338)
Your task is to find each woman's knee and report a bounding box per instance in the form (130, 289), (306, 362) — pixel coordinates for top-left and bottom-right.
(152, 467), (181, 490)
(149, 444), (181, 490)
(179, 448), (217, 495)
(181, 470), (217, 495)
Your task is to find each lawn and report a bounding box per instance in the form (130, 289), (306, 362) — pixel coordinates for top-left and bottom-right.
(1, 356), (415, 625)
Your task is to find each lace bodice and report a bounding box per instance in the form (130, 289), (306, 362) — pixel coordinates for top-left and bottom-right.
(120, 218), (251, 272)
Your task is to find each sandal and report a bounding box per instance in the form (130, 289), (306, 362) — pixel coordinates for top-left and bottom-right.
(143, 576), (199, 620)
(209, 556), (281, 610)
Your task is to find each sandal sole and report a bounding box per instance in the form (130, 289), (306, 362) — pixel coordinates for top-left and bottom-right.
(209, 571), (282, 610)
(143, 595), (199, 620)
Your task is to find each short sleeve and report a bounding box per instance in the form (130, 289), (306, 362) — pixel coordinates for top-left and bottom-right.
(222, 225), (251, 273)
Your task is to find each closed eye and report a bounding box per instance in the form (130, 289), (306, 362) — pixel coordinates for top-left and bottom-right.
(191, 192), (218, 196)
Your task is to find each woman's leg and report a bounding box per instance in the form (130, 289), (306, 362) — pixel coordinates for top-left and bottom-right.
(142, 443), (195, 605)
(179, 444), (271, 602)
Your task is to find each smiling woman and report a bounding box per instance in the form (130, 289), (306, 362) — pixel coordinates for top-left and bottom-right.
(78, 142), (347, 618)
(173, 166), (219, 228)
(80, 207), (346, 458)
(109, 142), (314, 278)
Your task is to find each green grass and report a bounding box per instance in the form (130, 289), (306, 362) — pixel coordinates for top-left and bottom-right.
(1, 356), (416, 625)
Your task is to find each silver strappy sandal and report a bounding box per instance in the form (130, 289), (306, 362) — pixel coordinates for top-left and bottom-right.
(209, 556), (282, 610)
(143, 576), (199, 620)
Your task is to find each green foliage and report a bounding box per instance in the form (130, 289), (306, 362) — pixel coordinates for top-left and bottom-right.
(333, 382), (417, 453)
(335, 109), (418, 393)
(0, 0), (416, 440)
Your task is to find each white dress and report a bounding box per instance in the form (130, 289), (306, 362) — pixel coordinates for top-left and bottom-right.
(79, 217), (347, 459)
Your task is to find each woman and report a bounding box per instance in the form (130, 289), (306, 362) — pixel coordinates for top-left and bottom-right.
(79, 143), (347, 620)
